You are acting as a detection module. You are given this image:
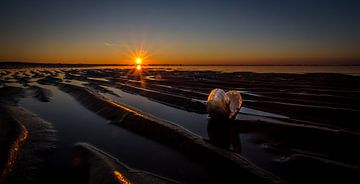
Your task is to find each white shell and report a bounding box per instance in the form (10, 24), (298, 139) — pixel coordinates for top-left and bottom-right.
(207, 89), (242, 119)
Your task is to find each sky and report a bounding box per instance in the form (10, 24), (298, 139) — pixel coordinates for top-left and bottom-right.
(0, 0), (359, 65)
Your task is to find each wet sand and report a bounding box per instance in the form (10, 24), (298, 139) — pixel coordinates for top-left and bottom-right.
(1, 65), (360, 183)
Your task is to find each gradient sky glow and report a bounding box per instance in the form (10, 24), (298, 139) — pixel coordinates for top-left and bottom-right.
(0, 0), (359, 65)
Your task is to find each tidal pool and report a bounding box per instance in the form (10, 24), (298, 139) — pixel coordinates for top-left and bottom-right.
(98, 85), (284, 178)
(19, 84), (218, 184)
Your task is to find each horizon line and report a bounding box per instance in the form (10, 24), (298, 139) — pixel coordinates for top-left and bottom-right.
(1, 61), (360, 67)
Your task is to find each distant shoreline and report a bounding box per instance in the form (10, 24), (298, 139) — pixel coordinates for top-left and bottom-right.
(1, 61), (360, 68)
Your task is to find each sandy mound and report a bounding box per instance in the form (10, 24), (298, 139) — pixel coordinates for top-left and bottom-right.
(73, 142), (176, 184)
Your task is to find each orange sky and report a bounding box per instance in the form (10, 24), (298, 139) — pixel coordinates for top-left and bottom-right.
(1, 1), (359, 65)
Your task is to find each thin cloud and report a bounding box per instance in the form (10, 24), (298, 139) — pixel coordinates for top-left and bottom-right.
(104, 42), (117, 47)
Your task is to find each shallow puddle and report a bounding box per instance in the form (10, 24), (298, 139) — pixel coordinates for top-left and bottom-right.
(19, 84), (217, 183)
(101, 85), (289, 138)
(99, 85), (283, 178)
(100, 85), (210, 138)
(62, 79), (88, 87)
(3, 82), (25, 88)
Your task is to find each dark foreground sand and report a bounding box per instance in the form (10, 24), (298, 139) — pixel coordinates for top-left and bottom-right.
(1, 65), (360, 183)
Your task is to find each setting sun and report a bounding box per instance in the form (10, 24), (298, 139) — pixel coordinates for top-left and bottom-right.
(128, 48), (149, 66)
(135, 57), (142, 65)
(128, 49), (149, 72)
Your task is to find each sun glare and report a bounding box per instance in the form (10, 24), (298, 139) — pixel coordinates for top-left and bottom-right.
(127, 48), (149, 65)
(135, 57), (142, 65)
(126, 47), (151, 73)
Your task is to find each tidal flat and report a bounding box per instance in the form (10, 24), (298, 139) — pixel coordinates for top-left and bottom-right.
(1, 65), (360, 184)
